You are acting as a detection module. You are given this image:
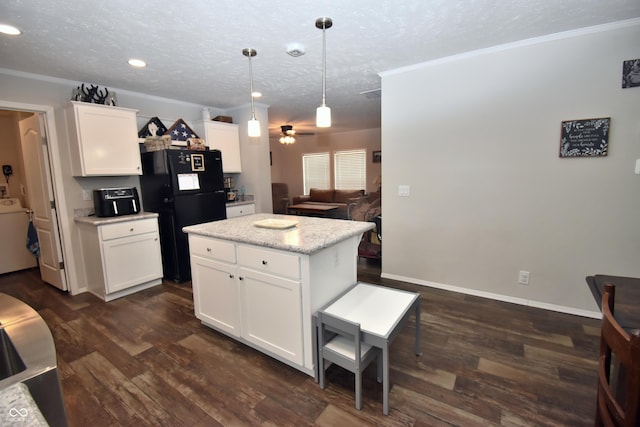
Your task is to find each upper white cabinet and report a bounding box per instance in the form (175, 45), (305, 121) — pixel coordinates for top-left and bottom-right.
(65, 101), (142, 176)
(203, 121), (242, 173)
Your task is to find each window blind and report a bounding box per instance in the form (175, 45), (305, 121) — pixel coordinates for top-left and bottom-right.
(334, 149), (366, 190)
(302, 152), (330, 194)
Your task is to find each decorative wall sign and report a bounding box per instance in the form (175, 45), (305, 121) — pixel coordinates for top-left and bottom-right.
(622, 58), (640, 88)
(559, 117), (610, 158)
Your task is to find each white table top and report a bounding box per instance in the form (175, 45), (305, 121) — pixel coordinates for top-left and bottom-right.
(323, 283), (419, 338)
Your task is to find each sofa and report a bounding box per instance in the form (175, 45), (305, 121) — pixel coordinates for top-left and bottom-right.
(291, 188), (364, 219)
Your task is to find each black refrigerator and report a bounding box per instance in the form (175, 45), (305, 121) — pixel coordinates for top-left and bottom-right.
(139, 149), (227, 282)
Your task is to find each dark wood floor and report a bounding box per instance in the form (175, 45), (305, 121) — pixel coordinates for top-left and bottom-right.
(0, 261), (600, 426)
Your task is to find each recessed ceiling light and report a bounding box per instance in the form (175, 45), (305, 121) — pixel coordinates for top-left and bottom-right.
(0, 24), (21, 36)
(251, 91), (262, 98)
(128, 58), (147, 68)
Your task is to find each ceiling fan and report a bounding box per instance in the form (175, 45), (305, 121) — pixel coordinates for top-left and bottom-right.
(278, 124), (314, 144)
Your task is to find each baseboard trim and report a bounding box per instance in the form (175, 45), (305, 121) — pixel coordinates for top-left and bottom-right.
(381, 272), (601, 319)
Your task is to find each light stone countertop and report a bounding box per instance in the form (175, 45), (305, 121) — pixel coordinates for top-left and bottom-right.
(74, 211), (159, 226)
(183, 213), (374, 255)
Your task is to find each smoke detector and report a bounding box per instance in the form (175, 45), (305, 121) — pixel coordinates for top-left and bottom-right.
(286, 43), (305, 57)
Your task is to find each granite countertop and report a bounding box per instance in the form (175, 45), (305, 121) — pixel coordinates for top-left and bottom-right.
(74, 211), (158, 226)
(0, 383), (47, 426)
(183, 213), (374, 255)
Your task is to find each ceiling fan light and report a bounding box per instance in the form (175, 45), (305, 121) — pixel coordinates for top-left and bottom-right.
(248, 118), (261, 137)
(279, 135), (295, 145)
(316, 105), (331, 128)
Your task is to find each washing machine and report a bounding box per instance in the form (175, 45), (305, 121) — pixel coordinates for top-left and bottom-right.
(0, 198), (38, 275)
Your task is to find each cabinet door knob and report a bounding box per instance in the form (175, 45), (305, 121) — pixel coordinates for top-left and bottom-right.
(262, 260), (268, 265)
(229, 274), (234, 279)
(206, 247), (211, 252)
(130, 228), (134, 232)
(239, 276), (244, 280)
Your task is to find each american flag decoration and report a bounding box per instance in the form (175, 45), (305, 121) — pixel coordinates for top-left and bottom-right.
(164, 118), (199, 142)
(138, 116), (168, 138)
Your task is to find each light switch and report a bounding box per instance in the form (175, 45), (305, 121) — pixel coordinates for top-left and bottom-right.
(398, 185), (410, 197)
(635, 159), (640, 175)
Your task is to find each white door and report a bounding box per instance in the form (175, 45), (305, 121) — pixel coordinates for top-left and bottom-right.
(18, 114), (67, 291)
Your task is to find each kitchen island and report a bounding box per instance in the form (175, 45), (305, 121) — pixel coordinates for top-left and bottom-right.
(183, 213), (374, 376)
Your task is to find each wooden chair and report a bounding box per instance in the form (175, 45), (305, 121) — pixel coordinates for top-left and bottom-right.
(271, 182), (289, 214)
(595, 283), (640, 427)
(317, 311), (381, 410)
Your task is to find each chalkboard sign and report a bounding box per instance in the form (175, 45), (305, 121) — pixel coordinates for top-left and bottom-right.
(559, 117), (610, 157)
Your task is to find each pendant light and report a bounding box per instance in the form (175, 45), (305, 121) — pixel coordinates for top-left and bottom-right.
(242, 48), (261, 137)
(315, 17), (332, 128)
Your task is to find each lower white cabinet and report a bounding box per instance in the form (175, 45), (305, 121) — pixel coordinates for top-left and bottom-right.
(78, 217), (163, 301)
(239, 268), (303, 365)
(190, 256), (241, 337)
(226, 203), (255, 218)
(188, 232), (359, 376)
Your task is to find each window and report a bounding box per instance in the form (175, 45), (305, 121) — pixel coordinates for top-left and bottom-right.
(334, 149), (366, 190)
(302, 152), (330, 194)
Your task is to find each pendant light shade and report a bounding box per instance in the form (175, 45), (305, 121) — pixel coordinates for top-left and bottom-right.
(315, 17), (332, 128)
(242, 48), (261, 137)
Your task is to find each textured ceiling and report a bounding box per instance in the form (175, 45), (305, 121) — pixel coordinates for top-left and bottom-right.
(1, 0), (639, 136)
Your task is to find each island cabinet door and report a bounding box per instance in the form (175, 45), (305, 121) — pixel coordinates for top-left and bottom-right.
(238, 268), (303, 366)
(190, 256), (241, 337)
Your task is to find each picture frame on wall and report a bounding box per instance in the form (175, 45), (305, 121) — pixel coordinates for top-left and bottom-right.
(372, 150), (381, 163)
(622, 58), (640, 88)
(559, 117), (610, 158)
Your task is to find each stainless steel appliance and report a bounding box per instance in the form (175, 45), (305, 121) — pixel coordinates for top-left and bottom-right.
(139, 149), (226, 282)
(93, 187), (140, 217)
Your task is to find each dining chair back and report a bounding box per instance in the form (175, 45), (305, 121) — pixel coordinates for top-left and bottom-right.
(317, 311), (381, 410)
(595, 283), (640, 427)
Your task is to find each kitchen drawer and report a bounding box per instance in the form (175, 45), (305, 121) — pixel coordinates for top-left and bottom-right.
(99, 218), (157, 241)
(226, 203), (255, 218)
(189, 235), (236, 264)
(237, 245), (300, 280)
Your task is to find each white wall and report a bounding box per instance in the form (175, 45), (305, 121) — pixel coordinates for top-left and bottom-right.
(380, 20), (640, 316)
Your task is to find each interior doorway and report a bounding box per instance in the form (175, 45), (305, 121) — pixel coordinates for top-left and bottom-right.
(0, 106), (68, 291)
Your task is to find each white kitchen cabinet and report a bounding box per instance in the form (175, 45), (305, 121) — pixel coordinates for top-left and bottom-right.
(226, 203), (255, 218)
(189, 234), (304, 366)
(239, 268), (303, 365)
(65, 101), (142, 176)
(78, 217), (163, 301)
(189, 236), (240, 337)
(203, 121), (242, 173)
(187, 226), (362, 376)
(237, 243), (303, 364)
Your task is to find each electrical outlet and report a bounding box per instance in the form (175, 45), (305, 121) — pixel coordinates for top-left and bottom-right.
(398, 185), (410, 197)
(82, 190), (92, 201)
(518, 270), (530, 285)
